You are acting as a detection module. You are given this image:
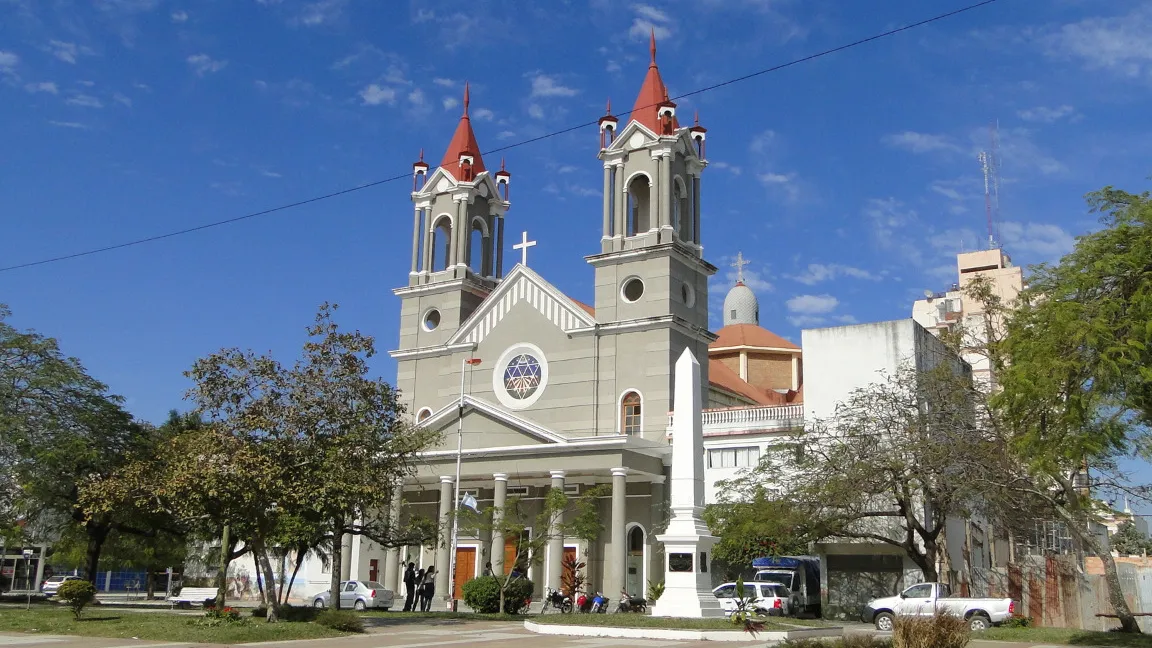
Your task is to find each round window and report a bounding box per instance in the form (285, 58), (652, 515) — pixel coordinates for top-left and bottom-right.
(492, 343), (550, 409)
(423, 308), (441, 331)
(681, 282), (696, 308)
(621, 277), (645, 303)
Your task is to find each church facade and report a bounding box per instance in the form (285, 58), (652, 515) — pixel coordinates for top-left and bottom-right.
(340, 36), (807, 607)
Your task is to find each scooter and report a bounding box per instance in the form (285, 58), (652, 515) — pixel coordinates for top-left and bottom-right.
(590, 591), (609, 614)
(616, 589), (647, 613)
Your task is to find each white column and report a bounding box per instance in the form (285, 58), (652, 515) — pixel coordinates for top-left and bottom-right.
(436, 475), (454, 605)
(547, 470), (566, 592)
(383, 487), (402, 590)
(452, 199), (465, 268)
(340, 533), (353, 580)
(410, 206), (423, 273)
(607, 467), (628, 599)
(692, 176), (702, 245)
(495, 216), (506, 278)
(740, 351), (748, 381)
(602, 164), (612, 238)
(660, 153), (672, 232)
(614, 164), (626, 238)
(424, 209), (436, 272)
(491, 473), (508, 575)
(792, 355), (800, 391)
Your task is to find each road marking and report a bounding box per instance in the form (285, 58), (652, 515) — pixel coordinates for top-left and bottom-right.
(0, 638), (66, 646)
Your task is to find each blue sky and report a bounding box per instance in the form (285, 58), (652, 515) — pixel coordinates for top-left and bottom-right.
(2, 0), (1151, 434)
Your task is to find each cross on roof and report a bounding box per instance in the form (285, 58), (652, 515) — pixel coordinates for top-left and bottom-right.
(513, 231), (537, 267)
(732, 251), (750, 284)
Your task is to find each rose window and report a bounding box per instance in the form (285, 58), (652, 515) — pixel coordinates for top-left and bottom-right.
(503, 354), (543, 400)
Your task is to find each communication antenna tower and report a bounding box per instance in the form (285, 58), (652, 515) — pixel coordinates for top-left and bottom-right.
(978, 121), (1003, 250)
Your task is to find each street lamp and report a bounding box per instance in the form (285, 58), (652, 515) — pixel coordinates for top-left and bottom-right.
(22, 548), (33, 610)
(448, 356), (481, 611)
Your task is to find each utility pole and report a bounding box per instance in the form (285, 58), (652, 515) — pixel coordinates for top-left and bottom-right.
(448, 357), (481, 611)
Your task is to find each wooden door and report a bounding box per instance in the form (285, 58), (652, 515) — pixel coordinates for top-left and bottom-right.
(561, 547), (577, 595)
(454, 547), (476, 599)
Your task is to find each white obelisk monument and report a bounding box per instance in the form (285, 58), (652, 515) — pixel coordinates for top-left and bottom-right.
(651, 348), (725, 618)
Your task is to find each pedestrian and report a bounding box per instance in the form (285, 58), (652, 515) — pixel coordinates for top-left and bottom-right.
(402, 563), (416, 612)
(420, 565), (436, 612)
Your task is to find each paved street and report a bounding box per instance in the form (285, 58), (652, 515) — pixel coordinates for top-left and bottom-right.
(0, 620), (1101, 648)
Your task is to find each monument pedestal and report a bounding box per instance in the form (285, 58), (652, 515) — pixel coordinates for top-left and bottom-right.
(650, 348), (725, 618)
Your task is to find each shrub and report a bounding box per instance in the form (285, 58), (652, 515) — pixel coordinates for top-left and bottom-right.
(315, 609), (364, 633)
(781, 637), (893, 648)
(1001, 615), (1032, 628)
(892, 611), (970, 648)
(56, 579), (97, 619)
(251, 605), (268, 618)
(280, 603), (320, 622)
(462, 576), (501, 614)
(503, 577), (535, 614)
(647, 579), (665, 603)
(204, 605), (242, 622)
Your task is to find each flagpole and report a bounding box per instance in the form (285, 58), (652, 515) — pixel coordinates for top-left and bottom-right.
(449, 356), (480, 610)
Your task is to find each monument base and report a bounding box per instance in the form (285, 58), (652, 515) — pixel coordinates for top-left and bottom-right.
(650, 526), (725, 618)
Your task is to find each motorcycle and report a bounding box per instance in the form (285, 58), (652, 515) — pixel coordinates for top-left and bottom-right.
(616, 589), (647, 614)
(590, 591), (609, 614)
(542, 587), (572, 614)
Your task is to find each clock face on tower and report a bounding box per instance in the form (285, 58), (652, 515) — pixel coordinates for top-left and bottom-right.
(492, 343), (549, 409)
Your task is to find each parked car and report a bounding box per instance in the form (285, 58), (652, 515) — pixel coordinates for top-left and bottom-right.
(311, 580), (394, 611)
(712, 581), (792, 617)
(41, 575), (82, 596)
(862, 582), (1016, 631)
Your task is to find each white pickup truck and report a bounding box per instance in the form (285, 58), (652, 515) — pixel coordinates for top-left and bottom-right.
(862, 582), (1016, 632)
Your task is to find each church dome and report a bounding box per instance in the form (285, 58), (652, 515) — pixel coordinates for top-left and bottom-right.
(723, 282), (759, 326)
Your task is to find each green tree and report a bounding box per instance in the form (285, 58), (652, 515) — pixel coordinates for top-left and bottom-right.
(703, 495), (811, 569)
(1110, 520), (1152, 556)
(995, 185), (1152, 633)
(1, 305), (175, 582)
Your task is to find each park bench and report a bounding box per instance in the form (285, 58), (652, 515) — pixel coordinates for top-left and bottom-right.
(168, 587), (220, 609)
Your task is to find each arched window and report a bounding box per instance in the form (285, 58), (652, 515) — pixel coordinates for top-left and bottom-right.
(417, 408), (432, 422)
(621, 391), (642, 435)
(432, 217), (453, 272)
(626, 176), (650, 236)
(628, 525), (644, 553)
(469, 219), (489, 276)
(675, 178), (691, 242)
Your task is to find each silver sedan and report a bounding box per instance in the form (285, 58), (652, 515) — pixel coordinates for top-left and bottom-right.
(311, 580), (394, 611)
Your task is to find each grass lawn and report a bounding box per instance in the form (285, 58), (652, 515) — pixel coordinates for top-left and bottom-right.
(982, 626), (1152, 647)
(0, 605), (344, 644)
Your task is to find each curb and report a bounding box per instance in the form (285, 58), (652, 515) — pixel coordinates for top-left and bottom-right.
(524, 619), (843, 642)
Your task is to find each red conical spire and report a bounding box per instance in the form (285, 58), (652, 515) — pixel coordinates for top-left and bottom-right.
(439, 82), (486, 180)
(630, 30), (678, 134)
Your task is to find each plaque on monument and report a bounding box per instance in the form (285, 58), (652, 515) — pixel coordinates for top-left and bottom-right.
(668, 553), (693, 572)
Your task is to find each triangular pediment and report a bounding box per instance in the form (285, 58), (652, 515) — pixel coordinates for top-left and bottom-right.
(606, 121), (701, 163)
(446, 264), (597, 346)
(415, 168), (500, 200)
(419, 394), (569, 447)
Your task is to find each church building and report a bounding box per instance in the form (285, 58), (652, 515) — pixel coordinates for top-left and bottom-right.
(344, 35), (807, 606)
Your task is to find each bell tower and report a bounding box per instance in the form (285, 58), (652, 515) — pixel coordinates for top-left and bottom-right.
(395, 83), (511, 349)
(585, 32), (716, 433)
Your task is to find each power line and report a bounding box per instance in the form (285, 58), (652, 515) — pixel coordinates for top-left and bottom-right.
(0, 0), (1004, 275)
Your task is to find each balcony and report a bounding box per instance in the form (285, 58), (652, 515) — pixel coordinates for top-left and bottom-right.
(666, 404), (804, 438)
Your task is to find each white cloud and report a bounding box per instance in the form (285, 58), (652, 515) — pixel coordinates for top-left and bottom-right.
(359, 84), (395, 106)
(47, 40), (92, 64)
(709, 161), (742, 175)
(1017, 104), (1077, 123)
(882, 131), (963, 154)
(25, 81), (58, 94)
(48, 120), (88, 129)
(432, 77), (455, 87)
(787, 315), (827, 328)
(113, 92), (132, 107)
(527, 103), (545, 120)
(0, 50), (17, 76)
(407, 88), (426, 106)
(789, 263), (880, 285)
(929, 179), (965, 201)
(995, 127), (1067, 176)
(629, 3), (673, 41)
(442, 97), (459, 110)
(170, 9), (188, 22)
(66, 93), (103, 108)
(864, 197), (922, 265)
(1040, 8), (1152, 79)
(530, 74), (578, 98)
(999, 221), (1075, 259)
(497, 130), (516, 139)
(738, 267), (773, 293)
(758, 172), (800, 203)
(473, 107), (494, 121)
(748, 129), (777, 154)
(298, 0), (346, 26)
(786, 294), (839, 315)
(259, 169), (282, 178)
(187, 53), (227, 76)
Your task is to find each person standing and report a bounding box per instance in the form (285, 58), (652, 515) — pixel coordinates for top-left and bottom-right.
(420, 566), (436, 612)
(402, 563), (416, 612)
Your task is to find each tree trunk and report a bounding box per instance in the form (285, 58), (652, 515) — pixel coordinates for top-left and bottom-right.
(282, 548), (307, 605)
(84, 522), (110, 584)
(215, 524), (230, 609)
(1097, 539), (1140, 633)
(329, 524), (343, 611)
(276, 550), (287, 604)
(252, 539), (281, 622)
